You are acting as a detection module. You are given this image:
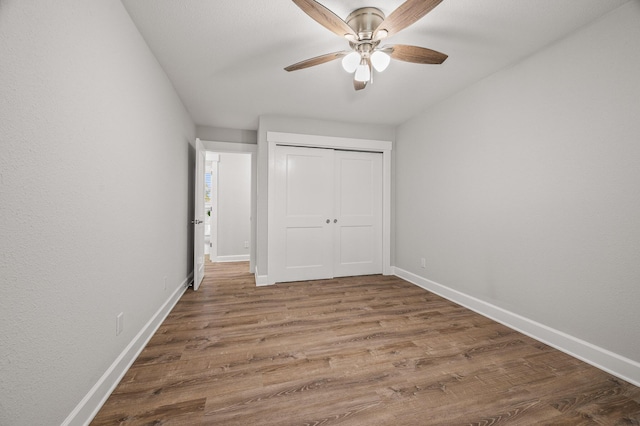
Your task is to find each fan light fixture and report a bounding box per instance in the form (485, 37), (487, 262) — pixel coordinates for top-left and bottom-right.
(343, 50), (390, 81)
(342, 52), (360, 73)
(354, 59), (371, 82)
(371, 51), (390, 72)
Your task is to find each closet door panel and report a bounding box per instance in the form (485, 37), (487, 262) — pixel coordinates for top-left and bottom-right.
(274, 146), (334, 282)
(338, 226), (374, 264)
(334, 151), (383, 277)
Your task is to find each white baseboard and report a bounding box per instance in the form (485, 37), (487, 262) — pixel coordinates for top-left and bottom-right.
(394, 267), (640, 387)
(254, 266), (270, 287)
(62, 274), (191, 426)
(213, 254), (250, 263)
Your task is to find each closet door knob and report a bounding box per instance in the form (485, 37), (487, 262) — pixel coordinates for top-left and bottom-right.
(334, 219), (338, 223)
(326, 219), (330, 224)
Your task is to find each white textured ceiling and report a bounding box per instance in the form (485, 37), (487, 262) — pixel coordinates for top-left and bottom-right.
(121, 0), (628, 130)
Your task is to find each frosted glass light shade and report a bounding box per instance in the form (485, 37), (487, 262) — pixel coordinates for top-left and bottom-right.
(354, 63), (371, 82)
(342, 52), (361, 73)
(371, 51), (391, 72)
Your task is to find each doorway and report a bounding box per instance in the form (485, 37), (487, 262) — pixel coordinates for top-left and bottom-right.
(197, 139), (257, 274)
(206, 151), (251, 263)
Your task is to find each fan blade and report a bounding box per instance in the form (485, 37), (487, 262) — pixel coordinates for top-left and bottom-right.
(285, 51), (349, 71)
(353, 78), (367, 91)
(388, 44), (448, 64)
(292, 0), (356, 39)
(374, 0), (443, 39)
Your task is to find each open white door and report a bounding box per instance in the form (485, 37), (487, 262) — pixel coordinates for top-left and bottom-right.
(193, 138), (205, 290)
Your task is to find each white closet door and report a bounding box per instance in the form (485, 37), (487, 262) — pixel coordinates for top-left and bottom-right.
(333, 150), (383, 277)
(274, 145), (334, 282)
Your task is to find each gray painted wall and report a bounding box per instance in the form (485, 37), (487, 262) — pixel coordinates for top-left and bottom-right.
(0, 1), (195, 424)
(395, 2), (640, 363)
(217, 153), (252, 258)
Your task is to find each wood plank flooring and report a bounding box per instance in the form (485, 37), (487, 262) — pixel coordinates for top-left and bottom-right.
(92, 261), (640, 425)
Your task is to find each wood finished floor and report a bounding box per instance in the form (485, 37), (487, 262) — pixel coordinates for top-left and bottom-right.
(92, 261), (640, 425)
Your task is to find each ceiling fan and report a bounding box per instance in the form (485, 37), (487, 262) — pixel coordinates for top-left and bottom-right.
(285, 0), (448, 91)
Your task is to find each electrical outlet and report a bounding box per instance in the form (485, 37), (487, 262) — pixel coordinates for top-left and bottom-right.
(116, 312), (124, 336)
(420, 258), (426, 269)
(244, 240), (249, 249)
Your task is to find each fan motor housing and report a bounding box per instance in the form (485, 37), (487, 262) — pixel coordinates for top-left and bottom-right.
(346, 7), (385, 40)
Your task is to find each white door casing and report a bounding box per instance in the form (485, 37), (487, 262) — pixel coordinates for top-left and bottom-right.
(267, 132), (392, 285)
(193, 138), (205, 290)
(209, 154), (219, 261)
